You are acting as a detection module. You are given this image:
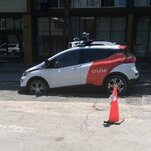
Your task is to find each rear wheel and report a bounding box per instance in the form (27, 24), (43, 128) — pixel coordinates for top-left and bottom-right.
(104, 75), (128, 95)
(28, 79), (48, 95)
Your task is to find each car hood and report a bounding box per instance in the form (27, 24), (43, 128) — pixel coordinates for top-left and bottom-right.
(26, 62), (45, 72)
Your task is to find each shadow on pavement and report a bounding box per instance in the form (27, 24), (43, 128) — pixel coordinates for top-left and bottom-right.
(103, 119), (125, 127)
(17, 82), (151, 98)
(18, 85), (109, 98)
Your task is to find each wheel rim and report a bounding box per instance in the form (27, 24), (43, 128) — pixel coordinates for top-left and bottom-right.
(29, 80), (46, 94)
(107, 77), (125, 93)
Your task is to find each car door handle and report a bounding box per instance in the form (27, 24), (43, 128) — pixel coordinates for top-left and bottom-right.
(71, 66), (81, 70)
(71, 67), (78, 70)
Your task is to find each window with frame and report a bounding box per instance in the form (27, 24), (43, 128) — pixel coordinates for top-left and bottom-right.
(37, 17), (49, 57)
(47, 0), (58, 8)
(102, 0), (126, 7)
(80, 17), (95, 39)
(80, 48), (117, 63)
(51, 50), (80, 68)
(96, 17), (126, 44)
(34, 0), (63, 8)
(71, 0), (87, 8)
(114, 0), (127, 6)
(0, 18), (5, 30)
(102, 0), (114, 6)
(34, 0), (47, 9)
(133, 16), (151, 58)
(134, 0), (151, 6)
(87, 0), (102, 8)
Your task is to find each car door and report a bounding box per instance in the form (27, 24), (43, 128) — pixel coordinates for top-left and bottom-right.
(48, 49), (81, 88)
(80, 48), (115, 86)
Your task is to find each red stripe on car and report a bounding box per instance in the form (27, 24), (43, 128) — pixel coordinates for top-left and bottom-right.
(86, 53), (126, 85)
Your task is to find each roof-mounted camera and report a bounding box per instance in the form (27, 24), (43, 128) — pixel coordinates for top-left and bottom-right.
(68, 32), (117, 48)
(68, 32), (93, 48)
(81, 32), (93, 46)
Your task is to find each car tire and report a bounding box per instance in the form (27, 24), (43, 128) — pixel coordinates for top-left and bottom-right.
(104, 75), (128, 95)
(28, 79), (48, 95)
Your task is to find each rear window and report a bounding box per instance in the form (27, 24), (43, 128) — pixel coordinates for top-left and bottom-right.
(80, 48), (122, 63)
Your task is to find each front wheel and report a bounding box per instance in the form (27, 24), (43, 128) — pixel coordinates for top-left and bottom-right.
(104, 75), (128, 95)
(28, 79), (48, 95)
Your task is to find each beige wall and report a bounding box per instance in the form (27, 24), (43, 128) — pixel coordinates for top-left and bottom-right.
(0, 0), (26, 12)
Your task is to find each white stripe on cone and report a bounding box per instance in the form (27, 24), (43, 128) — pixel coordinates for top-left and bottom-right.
(109, 93), (116, 102)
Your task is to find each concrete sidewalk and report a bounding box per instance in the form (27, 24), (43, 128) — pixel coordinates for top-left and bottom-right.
(0, 101), (151, 151)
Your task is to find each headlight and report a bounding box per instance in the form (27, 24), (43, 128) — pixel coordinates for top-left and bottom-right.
(23, 71), (30, 77)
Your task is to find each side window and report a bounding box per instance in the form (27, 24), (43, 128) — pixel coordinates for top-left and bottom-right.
(52, 50), (80, 68)
(81, 49), (115, 64)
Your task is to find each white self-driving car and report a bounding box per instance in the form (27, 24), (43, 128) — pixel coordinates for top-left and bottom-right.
(20, 40), (139, 95)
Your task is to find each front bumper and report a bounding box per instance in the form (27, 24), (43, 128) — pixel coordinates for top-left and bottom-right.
(20, 75), (29, 87)
(19, 76), (28, 93)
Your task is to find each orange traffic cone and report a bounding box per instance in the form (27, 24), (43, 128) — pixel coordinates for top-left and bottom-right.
(104, 88), (125, 125)
(108, 88), (119, 122)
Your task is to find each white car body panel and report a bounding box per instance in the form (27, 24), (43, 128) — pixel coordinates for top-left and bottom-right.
(80, 62), (92, 84)
(20, 62), (139, 89)
(110, 63), (139, 80)
(20, 69), (49, 87)
(48, 64), (81, 88)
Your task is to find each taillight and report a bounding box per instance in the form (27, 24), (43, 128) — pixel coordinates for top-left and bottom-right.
(118, 45), (128, 50)
(124, 57), (136, 63)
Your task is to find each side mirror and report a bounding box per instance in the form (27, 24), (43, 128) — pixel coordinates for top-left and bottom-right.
(44, 59), (54, 68)
(45, 59), (49, 66)
(44, 59), (51, 68)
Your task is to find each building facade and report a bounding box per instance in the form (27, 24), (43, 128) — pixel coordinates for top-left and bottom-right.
(0, 0), (25, 61)
(0, 0), (151, 63)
